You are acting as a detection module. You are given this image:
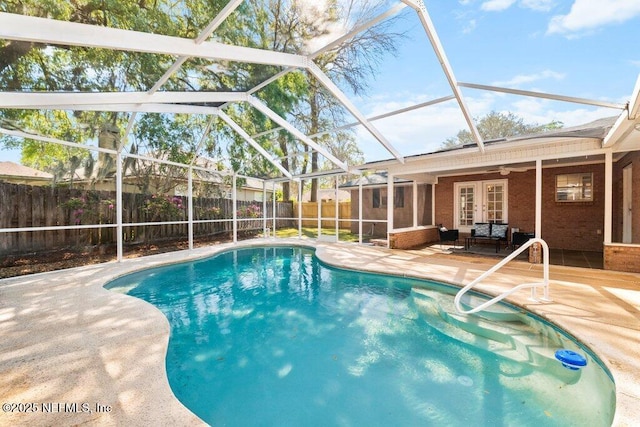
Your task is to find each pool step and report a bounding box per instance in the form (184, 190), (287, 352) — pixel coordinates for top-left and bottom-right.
(411, 288), (571, 373)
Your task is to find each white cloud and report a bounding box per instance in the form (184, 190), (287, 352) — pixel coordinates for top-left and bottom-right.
(510, 98), (618, 128)
(463, 19), (478, 34)
(547, 0), (640, 36)
(520, 0), (554, 12)
(481, 0), (516, 12)
(492, 70), (566, 87)
(629, 60), (640, 68)
(480, 0), (552, 12)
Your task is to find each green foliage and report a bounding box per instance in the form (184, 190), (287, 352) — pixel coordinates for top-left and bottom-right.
(1, 0), (397, 193)
(441, 111), (564, 149)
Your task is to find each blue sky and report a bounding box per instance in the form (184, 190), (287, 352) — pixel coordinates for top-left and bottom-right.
(2, 0), (640, 167)
(354, 0), (640, 161)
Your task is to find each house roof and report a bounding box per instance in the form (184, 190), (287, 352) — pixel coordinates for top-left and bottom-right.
(360, 116), (623, 171)
(0, 161), (53, 179)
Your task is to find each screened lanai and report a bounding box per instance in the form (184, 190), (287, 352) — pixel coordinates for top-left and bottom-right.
(1, 1), (640, 273)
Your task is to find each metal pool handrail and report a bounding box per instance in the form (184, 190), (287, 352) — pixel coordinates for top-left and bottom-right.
(454, 238), (551, 314)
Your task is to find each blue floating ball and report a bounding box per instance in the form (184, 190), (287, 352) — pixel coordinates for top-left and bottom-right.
(555, 349), (587, 370)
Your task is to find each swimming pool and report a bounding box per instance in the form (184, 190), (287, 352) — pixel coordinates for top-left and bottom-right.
(105, 246), (615, 426)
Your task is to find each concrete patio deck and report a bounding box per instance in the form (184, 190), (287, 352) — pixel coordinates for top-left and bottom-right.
(1, 239), (638, 426)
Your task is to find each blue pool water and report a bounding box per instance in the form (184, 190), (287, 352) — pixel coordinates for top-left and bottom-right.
(106, 246), (615, 426)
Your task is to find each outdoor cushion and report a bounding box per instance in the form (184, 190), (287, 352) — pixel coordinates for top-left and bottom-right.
(474, 223), (491, 237)
(491, 223), (509, 239)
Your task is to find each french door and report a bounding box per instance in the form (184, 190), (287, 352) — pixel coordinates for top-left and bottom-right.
(455, 180), (508, 231)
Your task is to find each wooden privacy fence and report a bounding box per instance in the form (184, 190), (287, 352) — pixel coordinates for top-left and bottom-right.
(294, 201), (352, 228)
(0, 182), (293, 255)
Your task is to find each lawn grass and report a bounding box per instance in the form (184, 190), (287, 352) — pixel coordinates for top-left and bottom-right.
(273, 227), (360, 242)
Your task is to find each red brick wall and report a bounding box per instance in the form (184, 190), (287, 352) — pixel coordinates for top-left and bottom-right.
(541, 164), (605, 251)
(389, 227), (438, 249)
(604, 244), (640, 272)
(435, 165), (605, 251)
(613, 151), (640, 243)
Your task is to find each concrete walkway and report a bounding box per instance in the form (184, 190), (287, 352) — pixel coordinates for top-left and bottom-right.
(1, 239), (638, 426)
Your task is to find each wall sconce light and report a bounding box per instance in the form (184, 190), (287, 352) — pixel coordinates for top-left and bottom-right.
(634, 122), (640, 132)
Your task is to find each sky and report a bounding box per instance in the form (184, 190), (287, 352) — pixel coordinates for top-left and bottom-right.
(2, 0), (640, 167)
(351, 0), (640, 162)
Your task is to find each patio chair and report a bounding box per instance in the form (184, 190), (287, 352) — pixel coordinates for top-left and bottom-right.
(438, 226), (459, 248)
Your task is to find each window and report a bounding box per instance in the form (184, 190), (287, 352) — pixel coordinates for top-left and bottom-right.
(394, 187), (404, 208)
(372, 187), (404, 208)
(372, 188), (386, 208)
(556, 173), (593, 202)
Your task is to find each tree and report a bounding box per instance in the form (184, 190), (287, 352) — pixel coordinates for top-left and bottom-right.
(1, 0), (400, 202)
(441, 111), (563, 149)
(277, 0), (403, 201)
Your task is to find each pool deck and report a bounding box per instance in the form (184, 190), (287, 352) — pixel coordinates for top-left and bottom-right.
(1, 238), (639, 426)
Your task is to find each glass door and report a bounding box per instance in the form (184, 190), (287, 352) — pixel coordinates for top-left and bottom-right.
(455, 180), (508, 230)
(483, 182), (506, 223)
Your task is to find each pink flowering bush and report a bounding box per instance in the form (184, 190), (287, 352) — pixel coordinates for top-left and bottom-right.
(237, 204), (261, 218)
(61, 195), (115, 225)
(143, 194), (185, 221)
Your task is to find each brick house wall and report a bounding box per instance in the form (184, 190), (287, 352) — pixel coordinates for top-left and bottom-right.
(612, 151), (640, 243)
(435, 164), (606, 252)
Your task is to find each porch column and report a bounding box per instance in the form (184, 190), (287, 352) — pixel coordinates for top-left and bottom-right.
(358, 179), (363, 244)
(535, 159), (542, 238)
(431, 183), (436, 226)
(413, 180), (418, 227)
(604, 149), (613, 244)
(387, 173), (394, 248)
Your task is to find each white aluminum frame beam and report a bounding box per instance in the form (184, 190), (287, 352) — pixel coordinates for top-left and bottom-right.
(310, 2), (408, 59)
(402, 0), (484, 151)
(149, 0), (245, 93)
(306, 62), (404, 163)
(245, 2), (408, 95)
(0, 12), (307, 68)
(248, 96), (350, 172)
(0, 91), (247, 107)
(217, 111), (292, 178)
(2, 103), (221, 115)
(308, 95), (456, 139)
(458, 82), (626, 110)
(252, 95), (455, 139)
